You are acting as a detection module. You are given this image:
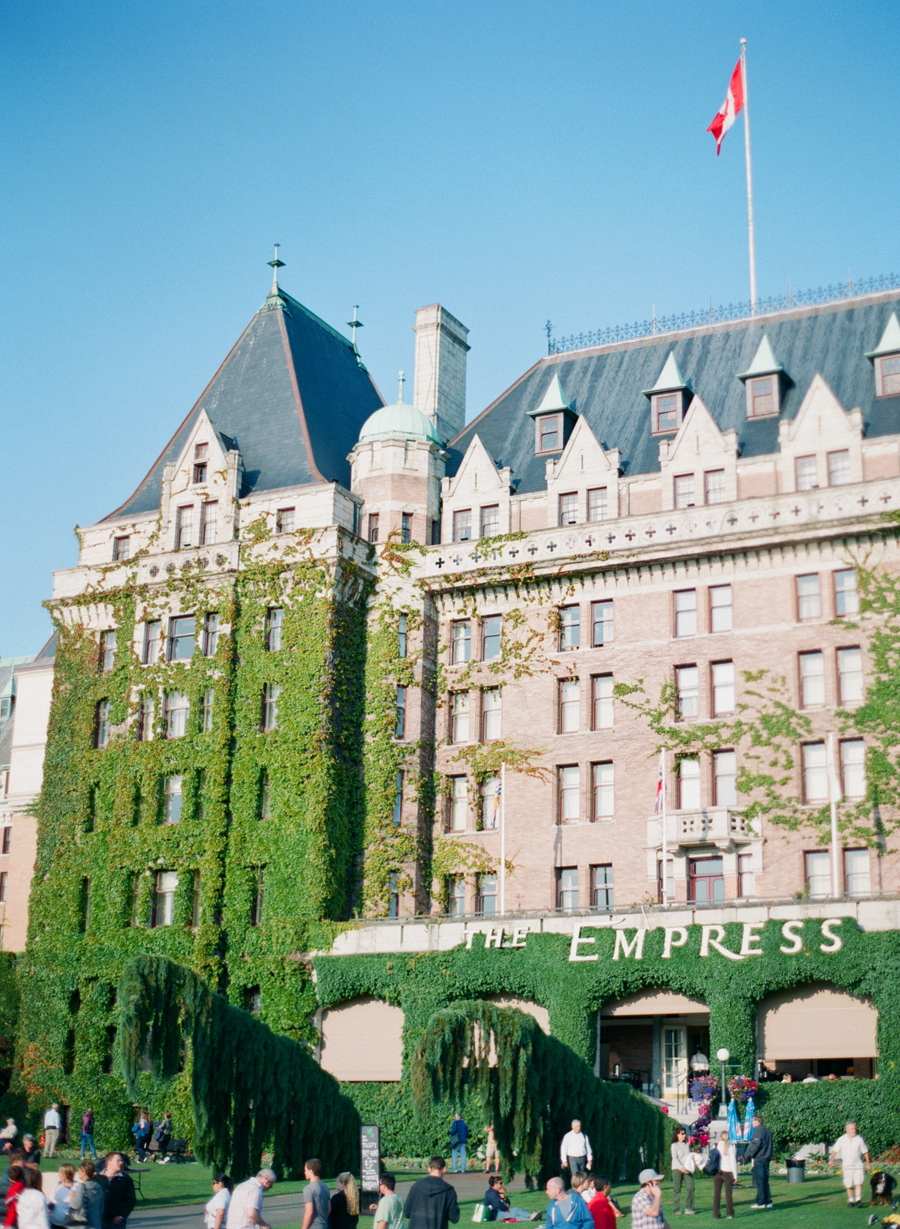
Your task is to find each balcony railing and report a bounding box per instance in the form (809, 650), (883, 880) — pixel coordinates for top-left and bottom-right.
(648, 807), (760, 851)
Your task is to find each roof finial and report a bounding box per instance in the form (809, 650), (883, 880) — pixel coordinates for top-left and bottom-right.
(347, 305), (364, 361)
(268, 243), (285, 296)
(398, 370), (406, 402)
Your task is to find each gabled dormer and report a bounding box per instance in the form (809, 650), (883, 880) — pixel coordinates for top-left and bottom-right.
(736, 334), (786, 418)
(441, 434), (513, 542)
(657, 396), (739, 511)
(160, 409), (243, 552)
(777, 373), (863, 491)
(866, 313), (900, 399)
(544, 415), (621, 527)
(642, 352), (691, 434)
(526, 373), (578, 455)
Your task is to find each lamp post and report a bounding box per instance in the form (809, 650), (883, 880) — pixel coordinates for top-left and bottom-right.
(716, 1048), (730, 1119)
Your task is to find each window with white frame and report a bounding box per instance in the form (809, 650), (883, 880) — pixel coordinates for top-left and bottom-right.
(0, 699), (11, 721)
(482, 688), (501, 741)
(796, 574), (821, 620)
(175, 505), (194, 549)
(844, 848), (871, 895)
(711, 660), (735, 715)
(162, 775), (183, 824)
(95, 701), (111, 749)
(591, 600), (613, 647)
(261, 683), (280, 732)
(678, 757), (701, 809)
(834, 569), (859, 617)
(587, 488), (608, 521)
(451, 621), (471, 664)
(152, 871), (179, 927)
(203, 612), (219, 657)
(480, 505), (500, 537)
(557, 866), (579, 910)
(674, 474), (695, 509)
(451, 691), (469, 743)
(805, 850), (830, 898)
(558, 679), (580, 733)
(558, 765), (580, 823)
(799, 651), (825, 707)
(592, 761), (614, 820)
(713, 749), (737, 806)
(453, 509), (472, 542)
(481, 776), (501, 829)
(165, 691), (188, 738)
(482, 615), (502, 661)
(447, 875), (466, 917)
(398, 615), (408, 659)
(276, 507), (295, 534)
(137, 696), (154, 742)
(709, 584), (732, 632)
(828, 450), (851, 486)
(559, 492), (579, 526)
(675, 665), (699, 719)
(477, 874), (497, 917)
(801, 742), (828, 803)
(795, 455), (818, 490)
(841, 738), (865, 799)
(143, 620), (161, 665)
(591, 864), (613, 910)
(837, 646), (863, 704)
(395, 686), (406, 738)
(738, 850), (755, 897)
(448, 776), (468, 831)
(113, 535), (130, 562)
(200, 500), (217, 546)
(558, 605), (580, 651)
(705, 469), (727, 505)
(193, 442), (208, 482)
(100, 630), (117, 673)
(266, 607), (284, 652)
(201, 688), (214, 733)
(592, 673), (614, 729)
(674, 589), (697, 637)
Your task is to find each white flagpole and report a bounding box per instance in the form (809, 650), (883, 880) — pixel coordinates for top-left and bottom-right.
(827, 734), (841, 896)
(741, 38), (758, 314)
(499, 764), (506, 914)
(661, 749), (669, 904)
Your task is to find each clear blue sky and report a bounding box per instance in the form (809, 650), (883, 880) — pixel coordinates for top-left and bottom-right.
(3, 0), (899, 655)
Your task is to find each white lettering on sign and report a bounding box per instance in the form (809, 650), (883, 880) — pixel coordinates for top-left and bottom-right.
(820, 918), (843, 952)
(700, 924), (743, 961)
(569, 924), (599, 962)
(484, 927), (504, 949)
(613, 929), (646, 961)
(739, 923), (763, 957)
(662, 927), (689, 959)
(779, 920), (803, 954)
(509, 926), (531, 947)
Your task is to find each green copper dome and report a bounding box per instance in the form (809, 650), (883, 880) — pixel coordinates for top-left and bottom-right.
(358, 392), (441, 446)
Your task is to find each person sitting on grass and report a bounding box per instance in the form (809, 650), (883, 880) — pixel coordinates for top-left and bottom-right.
(544, 1177), (593, 1229)
(484, 1175), (533, 1222)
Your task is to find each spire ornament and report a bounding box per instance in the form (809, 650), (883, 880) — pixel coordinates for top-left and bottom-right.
(268, 243), (285, 296)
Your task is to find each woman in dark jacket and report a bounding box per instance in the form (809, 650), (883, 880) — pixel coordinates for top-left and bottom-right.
(328, 1174), (359, 1229)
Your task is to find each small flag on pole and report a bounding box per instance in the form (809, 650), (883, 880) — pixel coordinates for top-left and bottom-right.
(707, 58), (744, 155)
(654, 755), (664, 814)
(488, 777), (502, 829)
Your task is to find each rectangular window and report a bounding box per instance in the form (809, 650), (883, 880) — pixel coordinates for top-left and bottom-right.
(395, 686), (406, 738)
(398, 614), (408, 659)
(165, 691), (188, 739)
(796, 574), (821, 621)
(430, 518), (440, 544)
(795, 455), (818, 490)
(266, 607), (284, 652)
(95, 700), (111, 749)
(276, 507), (295, 534)
(192, 871), (201, 929)
(679, 757), (701, 809)
(0, 700), (10, 721)
(559, 678), (580, 734)
(844, 848), (871, 895)
(453, 509), (472, 542)
(799, 651), (825, 707)
(482, 615), (502, 661)
(654, 393), (678, 432)
(674, 589), (697, 637)
(200, 500), (217, 546)
(401, 512), (412, 544)
(0, 873), (7, 904)
(559, 605), (580, 651)
(879, 355), (900, 396)
(167, 615), (196, 661)
(592, 761), (614, 820)
(711, 660), (735, 715)
(709, 584), (732, 633)
(261, 683), (281, 732)
(802, 742), (828, 803)
(805, 850), (831, 898)
(587, 488), (608, 522)
(451, 691), (469, 743)
(557, 866), (579, 911)
(828, 450), (851, 486)
(392, 771), (403, 826)
(591, 599), (614, 647)
(0, 829), (9, 856)
(176, 505), (194, 549)
(451, 621), (471, 664)
(676, 665), (699, 720)
(137, 696), (154, 742)
(592, 674), (614, 730)
(447, 876), (465, 917)
(559, 492), (579, 526)
(163, 774), (183, 823)
(713, 749), (737, 807)
(368, 513), (379, 544)
(100, 630), (117, 673)
(250, 869), (265, 926)
(538, 415), (561, 452)
(387, 871), (399, 919)
(152, 871), (179, 927)
(113, 535), (130, 561)
(738, 850), (755, 898)
(203, 612), (219, 657)
(591, 864), (613, 910)
(838, 646), (863, 704)
(448, 776), (468, 831)
(834, 569), (859, 617)
(201, 688), (214, 733)
(259, 771), (271, 820)
(841, 738), (866, 799)
(481, 776), (501, 829)
(674, 474), (695, 509)
(748, 376), (775, 417)
(143, 620), (161, 665)
(558, 765), (580, 823)
(477, 874), (497, 917)
(482, 688), (501, 741)
(704, 469), (727, 505)
(689, 856), (724, 904)
(193, 459), (207, 484)
(480, 505), (499, 537)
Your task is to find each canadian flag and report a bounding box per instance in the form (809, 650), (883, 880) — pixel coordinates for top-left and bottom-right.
(707, 58), (744, 154)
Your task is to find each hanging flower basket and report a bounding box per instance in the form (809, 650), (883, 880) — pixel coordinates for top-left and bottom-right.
(691, 1074), (719, 1101)
(728, 1075), (759, 1103)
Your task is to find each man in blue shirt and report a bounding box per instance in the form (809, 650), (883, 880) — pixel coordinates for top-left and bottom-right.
(544, 1178), (593, 1229)
(450, 1114), (470, 1174)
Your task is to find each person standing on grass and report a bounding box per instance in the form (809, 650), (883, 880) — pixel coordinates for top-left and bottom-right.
(96, 1153), (136, 1229)
(205, 1175), (233, 1229)
(711, 1132), (737, 1220)
(225, 1169), (276, 1229)
(630, 1170), (670, 1229)
(741, 1114), (774, 1210)
(404, 1157), (460, 1229)
(301, 1159), (331, 1229)
(328, 1173), (359, 1229)
(370, 1174), (404, 1229)
(43, 1105), (61, 1160)
(81, 1110), (98, 1163)
(830, 1122), (871, 1208)
(449, 1114), (470, 1174)
(670, 1126), (695, 1215)
(560, 1122), (593, 1176)
(484, 1126), (500, 1176)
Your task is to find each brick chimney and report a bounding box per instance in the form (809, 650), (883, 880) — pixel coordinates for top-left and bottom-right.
(413, 304), (470, 444)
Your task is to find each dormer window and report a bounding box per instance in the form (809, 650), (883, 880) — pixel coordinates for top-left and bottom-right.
(193, 442), (208, 484)
(867, 313), (900, 397)
(878, 356), (900, 397)
(656, 394), (680, 432)
(643, 352), (690, 435)
(737, 335), (784, 418)
(537, 415), (562, 453)
(527, 373), (577, 456)
(747, 376), (776, 417)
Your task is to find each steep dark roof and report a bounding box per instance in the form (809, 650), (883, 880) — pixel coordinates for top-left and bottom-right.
(105, 290), (384, 519)
(447, 293), (900, 491)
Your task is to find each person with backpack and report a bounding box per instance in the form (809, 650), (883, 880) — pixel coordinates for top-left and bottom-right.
(707, 1133), (737, 1220)
(154, 1113), (173, 1163)
(449, 1114), (469, 1175)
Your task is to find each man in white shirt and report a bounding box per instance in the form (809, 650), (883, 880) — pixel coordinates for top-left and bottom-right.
(830, 1122), (870, 1207)
(560, 1121), (593, 1175)
(689, 1049), (709, 1073)
(43, 1104), (61, 1158)
(226, 1169), (277, 1229)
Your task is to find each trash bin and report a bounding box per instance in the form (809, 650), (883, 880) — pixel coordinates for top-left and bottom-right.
(787, 1159), (806, 1183)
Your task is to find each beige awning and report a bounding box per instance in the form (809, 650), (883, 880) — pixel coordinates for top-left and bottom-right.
(601, 989), (709, 1017)
(759, 984), (877, 1060)
(320, 995), (404, 1081)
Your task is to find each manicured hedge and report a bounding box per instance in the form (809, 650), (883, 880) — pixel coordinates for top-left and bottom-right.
(759, 1080), (900, 1158)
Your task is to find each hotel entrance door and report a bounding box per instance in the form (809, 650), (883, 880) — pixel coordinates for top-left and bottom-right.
(663, 1025), (688, 1099)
